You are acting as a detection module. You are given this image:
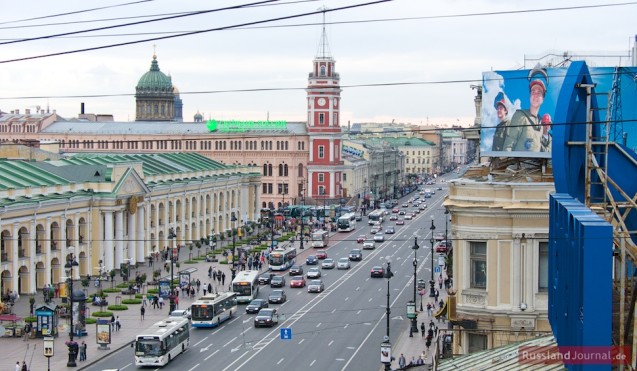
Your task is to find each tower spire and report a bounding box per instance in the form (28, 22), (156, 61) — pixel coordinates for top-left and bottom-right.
(315, 6), (332, 59)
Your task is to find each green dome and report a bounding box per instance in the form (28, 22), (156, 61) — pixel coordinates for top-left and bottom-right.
(136, 55), (172, 93)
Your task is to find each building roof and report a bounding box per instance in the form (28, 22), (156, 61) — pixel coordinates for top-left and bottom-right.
(136, 54), (173, 93)
(379, 137), (435, 147)
(40, 121), (308, 135)
(438, 335), (563, 370)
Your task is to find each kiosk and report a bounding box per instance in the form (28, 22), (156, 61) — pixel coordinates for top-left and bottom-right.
(35, 303), (58, 338)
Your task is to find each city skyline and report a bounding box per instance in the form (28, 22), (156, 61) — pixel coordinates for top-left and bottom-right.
(0, 0), (635, 126)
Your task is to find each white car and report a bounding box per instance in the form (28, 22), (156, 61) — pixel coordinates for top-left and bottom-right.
(374, 232), (385, 242)
(306, 267), (322, 279)
(405, 214), (413, 220)
(336, 258), (351, 270)
(363, 240), (375, 250)
(170, 309), (191, 319)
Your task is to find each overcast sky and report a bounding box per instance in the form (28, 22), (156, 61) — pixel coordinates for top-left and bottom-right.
(0, 0), (635, 126)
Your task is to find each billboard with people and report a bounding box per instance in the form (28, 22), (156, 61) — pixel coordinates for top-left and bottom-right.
(480, 66), (637, 158)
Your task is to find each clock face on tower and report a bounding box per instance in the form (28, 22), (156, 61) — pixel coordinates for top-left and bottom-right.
(317, 98), (326, 107)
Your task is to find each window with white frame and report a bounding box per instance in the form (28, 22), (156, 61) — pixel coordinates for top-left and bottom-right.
(470, 241), (487, 289)
(319, 113), (325, 125)
(318, 146), (325, 158)
(538, 242), (549, 292)
(318, 173), (324, 182)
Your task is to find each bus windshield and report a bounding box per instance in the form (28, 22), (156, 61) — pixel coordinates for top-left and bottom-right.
(232, 284), (252, 296)
(269, 255), (285, 265)
(135, 339), (164, 357)
(191, 305), (212, 321)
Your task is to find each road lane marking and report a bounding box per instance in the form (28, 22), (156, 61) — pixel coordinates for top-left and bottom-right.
(298, 338), (305, 344)
(356, 310), (361, 315)
(310, 360), (316, 366)
(193, 336), (208, 347)
(223, 336), (237, 347)
(316, 322), (322, 327)
(343, 324), (349, 328)
(277, 358), (284, 365)
(188, 364), (200, 371)
(199, 343), (213, 352)
(328, 340), (333, 346)
(120, 363), (131, 370)
(204, 349), (219, 361)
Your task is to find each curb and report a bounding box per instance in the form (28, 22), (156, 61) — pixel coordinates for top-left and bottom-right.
(78, 340), (134, 371)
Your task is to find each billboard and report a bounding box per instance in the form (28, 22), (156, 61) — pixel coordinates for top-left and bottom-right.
(480, 66), (637, 158)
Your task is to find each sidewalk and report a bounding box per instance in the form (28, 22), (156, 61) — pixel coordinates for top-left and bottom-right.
(0, 244), (245, 371)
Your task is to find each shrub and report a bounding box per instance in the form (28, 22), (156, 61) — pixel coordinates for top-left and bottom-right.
(116, 283), (130, 289)
(121, 299), (141, 305)
(92, 311), (113, 317)
(86, 318), (97, 324)
(103, 288), (120, 293)
(24, 316), (37, 323)
(147, 288), (159, 294)
(107, 305), (128, 311)
(184, 260), (198, 264)
(135, 294), (144, 299)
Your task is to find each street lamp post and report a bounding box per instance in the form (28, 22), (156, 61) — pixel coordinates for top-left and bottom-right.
(300, 196), (305, 250)
(429, 217), (436, 297)
(270, 209), (275, 251)
(382, 261), (393, 371)
(231, 214), (237, 281)
(65, 255), (79, 367)
(409, 237), (419, 337)
(445, 208), (450, 245)
(168, 227), (177, 314)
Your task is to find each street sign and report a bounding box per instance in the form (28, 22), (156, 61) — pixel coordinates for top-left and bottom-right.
(280, 328), (292, 340)
(434, 266), (441, 274)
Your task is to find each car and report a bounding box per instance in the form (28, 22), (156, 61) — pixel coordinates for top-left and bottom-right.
(404, 214), (413, 220)
(385, 226), (395, 234)
(355, 214), (362, 221)
(268, 289), (287, 304)
(337, 257), (351, 270)
(419, 205), (426, 211)
(431, 190), (436, 195)
(434, 232), (446, 241)
(374, 232), (385, 242)
(245, 299), (268, 314)
(398, 210), (406, 215)
(258, 272), (275, 285)
(315, 250), (328, 259)
(363, 240), (375, 250)
(307, 279), (324, 293)
(169, 309), (191, 319)
(306, 255), (318, 265)
(370, 227), (380, 234)
(389, 215), (398, 221)
(370, 266), (385, 278)
(438, 186), (443, 190)
(270, 275), (286, 288)
(436, 240), (452, 253)
(321, 258), (335, 269)
(254, 308), (279, 327)
(306, 267), (322, 278)
(349, 248), (363, 261)
(396, 219), (405, 225)
(290, 276), (306, 288)
(289, 265), (304, 276)
(402, 203), (409, 208)
(413, 209), (420, 214)
(356, 235), (366, 243)
(392, 208), (400, 213)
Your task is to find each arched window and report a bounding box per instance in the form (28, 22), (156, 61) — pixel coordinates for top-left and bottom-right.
(278, 164), (283, 176)
(263, 164), (268, 176)
(284, 164), (289, 176)
(320, 65), (326, 76)
(298, 164), (304, 177)
(268, 164), (273, 176)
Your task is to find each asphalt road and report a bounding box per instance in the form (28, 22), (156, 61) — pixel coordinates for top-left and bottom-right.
(90, 180), (453, 371)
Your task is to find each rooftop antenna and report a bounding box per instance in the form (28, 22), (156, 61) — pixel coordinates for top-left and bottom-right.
(315, 6), (332, 59)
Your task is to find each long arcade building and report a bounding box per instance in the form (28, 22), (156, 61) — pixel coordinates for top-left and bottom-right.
(0, 151), (260, 295)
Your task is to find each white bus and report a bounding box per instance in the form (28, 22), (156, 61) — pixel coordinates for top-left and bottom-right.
(368, 210), (385, 225)
(191, 292), (238, 327)
(311, 230), (329, 248)
(134, 317), (190, 367)
(231, 270), (260, 304)
(337, 212), (357, 232)
(268, 247), (296, 271)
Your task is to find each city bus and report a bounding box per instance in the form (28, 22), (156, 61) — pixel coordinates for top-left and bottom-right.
(368, 210), (385, 225)
(231, 270), (260, 304)
(337, 212), (357, 232)
(311, 229), (329, 247)
(191, 292), (238, 328)
(268, 247), (297, 271)
(134, 317), (190, 367)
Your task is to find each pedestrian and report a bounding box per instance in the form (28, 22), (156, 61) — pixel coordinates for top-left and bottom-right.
(439, 299), (444, 310)
(438, 275), (443, 289)
(203, 288), (207, 296)
(141, 306), (145, 320)
(212, 269), (218, 283)
(208, 283), (212, 294)
(115, 316), (121, 331)
(426, 302), (432, 317)
(142, 295), (148, 308)
(434, 289), (439, 303)
(158, 296), (164, 309)
(217, 271), (222, 284)
(23, 322), (31, 341)
(20, 361), (27, 371)
(398, 353), (406, 369)
(420, 322), (425, 337)
(110, 315), (115, 330)
(221, 272), (226, 286)
(15, 361), (20, 371)
(80, 341), (87, 361)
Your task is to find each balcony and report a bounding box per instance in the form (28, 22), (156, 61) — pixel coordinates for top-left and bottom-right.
(18, 249), (26, 258)
(36, 245), (43, 254)
(1, 252), (8, 261)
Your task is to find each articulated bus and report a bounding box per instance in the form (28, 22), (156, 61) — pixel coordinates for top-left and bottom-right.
(231, 270), (260, 304)
(337, 212), (357, 232)
(190, 292), (238, 328)
(368, 210), (385, 225)
(134, 317), (190, 366)
(268, 247), (296, 271)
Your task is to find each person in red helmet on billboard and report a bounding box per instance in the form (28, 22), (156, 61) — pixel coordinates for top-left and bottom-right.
(491, 92), (509, 151)
(540, 113), (552, 152)
(503, 67), (548, 152)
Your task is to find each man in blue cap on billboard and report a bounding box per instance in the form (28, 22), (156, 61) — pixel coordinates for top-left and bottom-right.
(502, 67), (548, 152)
(491, 92), (509, 151)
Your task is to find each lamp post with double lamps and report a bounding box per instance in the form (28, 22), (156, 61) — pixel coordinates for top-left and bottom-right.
(65, 254), (79, 367)
(409, 237), (419, 337)
(269, 209), (275, 251)
(429, 216), (437, 297)
(231, 214), (238, 281)
(167, 227), (177, 314)
(381, 261), (394, 371)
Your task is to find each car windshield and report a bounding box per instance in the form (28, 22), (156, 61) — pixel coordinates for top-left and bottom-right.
(249, 300), (264, 306)
(324, 259), (333, 263)
(338, 258), (348, 263)
(310, 280), (322, 285)
(351, 250), (360, 254)
(292, 276), (303, 281)
(258, 309), (274, 316)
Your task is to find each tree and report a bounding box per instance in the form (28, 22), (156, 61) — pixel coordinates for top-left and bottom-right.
(109, 270), (116, 288)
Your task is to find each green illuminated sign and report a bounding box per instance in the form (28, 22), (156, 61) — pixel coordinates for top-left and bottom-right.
(206, 119), (287, 133)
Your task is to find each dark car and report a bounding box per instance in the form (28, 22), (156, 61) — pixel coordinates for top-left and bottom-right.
(268, 289), (287, 304)
(254, 308), (279, 327)
(370, 266), (385, 278)
(258, 272), (275, 285)
(245, 299), (268, 314)
(385, 226), (395, 234)
(270, 275), (286, 288)
(289, 265), (304, 276)
(306, 255), (318, 265)
(349, 249), (363, 261)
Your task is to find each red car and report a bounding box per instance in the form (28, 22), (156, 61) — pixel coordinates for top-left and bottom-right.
(315, 250), (328, 259)
(392, 208), (399, 213)
(356, 235), (366, 243)
(290, 276), (306, 288)
(370, 266), (384, 278)
(396, 219), (405, 225)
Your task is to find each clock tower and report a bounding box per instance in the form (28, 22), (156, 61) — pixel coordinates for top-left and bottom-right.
(306, 19), (343, 203)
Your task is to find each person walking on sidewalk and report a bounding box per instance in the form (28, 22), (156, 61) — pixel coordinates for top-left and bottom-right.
(420, 322), (426, 337)
(208, 282), (212, 294)
(221, 272), (226, 286)
(398, 353), (406, 369)
(141, 306), (146, 320)
(79, 341), (87, 361)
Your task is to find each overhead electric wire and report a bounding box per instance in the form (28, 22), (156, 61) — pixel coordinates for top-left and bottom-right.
(0, 0), (391, 64)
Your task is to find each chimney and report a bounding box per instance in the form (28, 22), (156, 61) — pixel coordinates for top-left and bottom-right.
(81, 102), (85, 115)
(15, 109), (19, 114)
(25, 109), (30, 114)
